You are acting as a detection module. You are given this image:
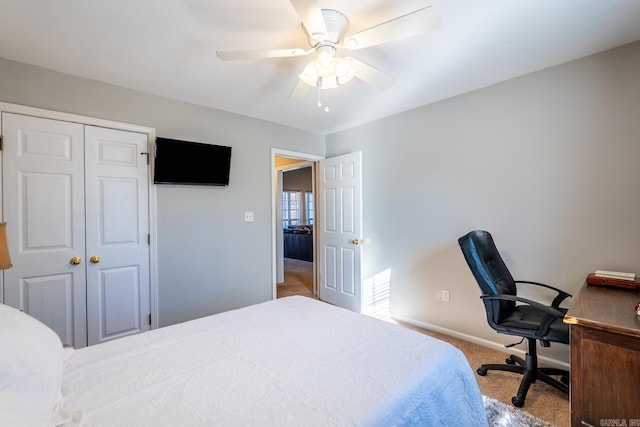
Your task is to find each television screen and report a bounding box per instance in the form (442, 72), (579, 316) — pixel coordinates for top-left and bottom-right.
(154, 137), (231, 186)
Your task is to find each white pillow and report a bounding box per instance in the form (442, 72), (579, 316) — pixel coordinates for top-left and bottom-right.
(0, 390), (51, 427)
(0, 303), (66, 423)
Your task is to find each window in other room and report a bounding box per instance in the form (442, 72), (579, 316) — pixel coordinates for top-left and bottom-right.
(305, 192), (314, 225)
(283, 190), (300, 228)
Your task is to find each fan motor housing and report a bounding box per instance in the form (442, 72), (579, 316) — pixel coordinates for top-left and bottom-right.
(306, 9), (349, 47)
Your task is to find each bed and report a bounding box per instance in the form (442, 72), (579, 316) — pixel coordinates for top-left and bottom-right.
(0, 296), (487, 426)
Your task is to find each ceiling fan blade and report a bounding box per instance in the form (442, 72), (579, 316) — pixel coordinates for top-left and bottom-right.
(343, 6), (440, 50)
(346, 57), (396, 90)
(289, 0), (328, 41)
(288, 79), (311, 99)
(216, 48), (312, 60)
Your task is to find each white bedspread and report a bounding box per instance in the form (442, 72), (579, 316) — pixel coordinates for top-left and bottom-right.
(62, 296), (487, 426)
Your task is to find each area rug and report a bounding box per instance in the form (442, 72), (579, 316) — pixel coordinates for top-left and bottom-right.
(484, 395), (556, 427)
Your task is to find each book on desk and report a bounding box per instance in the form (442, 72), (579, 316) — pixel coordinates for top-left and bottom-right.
(586, 269), (640, 290)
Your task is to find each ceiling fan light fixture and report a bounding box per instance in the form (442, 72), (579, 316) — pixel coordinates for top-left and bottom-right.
(314, 45), (339, 76)
(315, 50), (336, 76)
(299, 60), (320, 87)
(299, 55), (355, 90)
(335, 57), (355, 84)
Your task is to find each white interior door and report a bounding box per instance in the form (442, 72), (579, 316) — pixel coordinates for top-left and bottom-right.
(318, 151), (362, 312)
(2, 113), (88, 347)
(84, 126), (150, 345)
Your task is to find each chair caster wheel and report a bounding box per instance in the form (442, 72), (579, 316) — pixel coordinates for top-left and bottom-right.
(506, 357), (516, 365)
(477, 367), (487, 376)
(511, 397), (524, 408)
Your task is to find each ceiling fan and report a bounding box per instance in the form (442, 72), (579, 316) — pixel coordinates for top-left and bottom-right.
(216, 0), (440, 110)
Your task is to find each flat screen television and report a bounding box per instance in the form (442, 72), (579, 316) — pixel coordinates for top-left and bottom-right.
(154, 137), (232, 186)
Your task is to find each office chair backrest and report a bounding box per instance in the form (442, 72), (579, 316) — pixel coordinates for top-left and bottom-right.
(458, 230), (517, 324)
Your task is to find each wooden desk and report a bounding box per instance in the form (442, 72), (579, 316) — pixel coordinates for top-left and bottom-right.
(564, 283), (640, 427)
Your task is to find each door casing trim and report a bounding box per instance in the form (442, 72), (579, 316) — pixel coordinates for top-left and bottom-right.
(270, 148), (324, 300)
(0, 102), (159, 328)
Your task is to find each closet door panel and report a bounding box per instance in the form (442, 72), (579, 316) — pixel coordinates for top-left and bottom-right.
(97, 266), (141, 339)
(19, 274), (75, 345)
(23, 172), (73, 249)
(84, 126), (150, 345)
(2, 112), (87, 347)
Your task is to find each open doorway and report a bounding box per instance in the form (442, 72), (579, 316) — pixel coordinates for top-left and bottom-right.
(271, 149), (323, 300)
(279, 165), (314, 298)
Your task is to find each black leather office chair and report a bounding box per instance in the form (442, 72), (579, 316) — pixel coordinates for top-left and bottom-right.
(458, 230), (570, 407)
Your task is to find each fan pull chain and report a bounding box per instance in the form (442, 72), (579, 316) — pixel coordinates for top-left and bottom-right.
(316, 77), (330, 112)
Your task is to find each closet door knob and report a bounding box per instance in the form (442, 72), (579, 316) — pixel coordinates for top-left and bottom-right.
(90, 255), (101, 264)
(70, 256), (82, 265)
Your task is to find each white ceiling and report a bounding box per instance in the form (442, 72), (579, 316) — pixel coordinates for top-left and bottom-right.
(0, 0), (639, 135)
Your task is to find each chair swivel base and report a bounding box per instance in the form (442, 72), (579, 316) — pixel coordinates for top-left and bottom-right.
(476, 341), (569, 407)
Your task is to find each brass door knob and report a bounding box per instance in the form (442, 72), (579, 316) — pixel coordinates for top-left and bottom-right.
(70, 256), (82, 265)
(90, 255), (101, 264)
(351, 239), (362, 245)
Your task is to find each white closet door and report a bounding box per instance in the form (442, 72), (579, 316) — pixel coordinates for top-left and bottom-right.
(2, 113), (87, 347)
(84, 126), (150, 345)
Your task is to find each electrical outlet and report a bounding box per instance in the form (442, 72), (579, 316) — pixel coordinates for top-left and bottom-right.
(441, 289), (450, 303)
(244, 211), (254, 222)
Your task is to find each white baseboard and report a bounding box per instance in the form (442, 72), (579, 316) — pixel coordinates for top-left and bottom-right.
(390, 313), (569, 370)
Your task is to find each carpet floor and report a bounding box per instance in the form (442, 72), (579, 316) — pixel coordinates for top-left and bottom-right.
(484, 395), (556, 427)
(277, 258), (569, 426)
(277, 258), (315, 299)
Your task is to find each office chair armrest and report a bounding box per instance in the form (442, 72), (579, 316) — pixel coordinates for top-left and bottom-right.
(514, 280), (572, 308)
(480, 294), (566, 319)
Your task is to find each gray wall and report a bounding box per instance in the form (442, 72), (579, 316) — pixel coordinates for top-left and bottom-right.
(0, 57), (324, 327)
(283, 167), (312, 192)
(326, 41), (640, 362)
(2, 40), (639, 363)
